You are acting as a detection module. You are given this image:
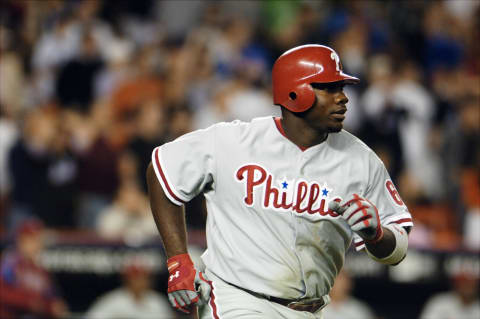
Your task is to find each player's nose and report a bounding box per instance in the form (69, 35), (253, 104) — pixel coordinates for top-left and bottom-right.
(335, 91), (348, 105)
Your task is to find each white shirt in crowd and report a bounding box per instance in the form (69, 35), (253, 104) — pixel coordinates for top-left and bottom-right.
(322, 297), (375, 319)
(420, 292), (480, 319)
(86, 288), (175, 319)
(96, 204), (158, 245)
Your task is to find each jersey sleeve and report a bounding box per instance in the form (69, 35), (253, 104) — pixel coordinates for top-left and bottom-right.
(151, 126), (216, 206)
(353, 153), (413, 251)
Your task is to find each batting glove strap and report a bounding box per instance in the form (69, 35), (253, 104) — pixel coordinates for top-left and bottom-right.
(366, 224), (409, 265)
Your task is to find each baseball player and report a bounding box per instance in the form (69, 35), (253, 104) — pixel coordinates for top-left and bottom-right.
(147, 44), (413, 318)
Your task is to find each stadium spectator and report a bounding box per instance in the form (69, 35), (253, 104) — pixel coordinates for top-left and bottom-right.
(127, 99), (169, 192)
(322, 270), (376, 319)
(390, 60), (442, 199)
(55, 29), (104, 112)
(68, 104), (120, 228)
(192, 60), (280, 130)
(420, 272), (480, 319)
(8, 107), (78, 230)
(96, 181), (157, 245)
(0, 219), (69, 319)
(86, 257), (175, 319)
(359, 54), (404, 182)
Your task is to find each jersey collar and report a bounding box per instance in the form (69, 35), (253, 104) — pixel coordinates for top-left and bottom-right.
(273, 117), (330, 152)
(274, 117), (307, 151)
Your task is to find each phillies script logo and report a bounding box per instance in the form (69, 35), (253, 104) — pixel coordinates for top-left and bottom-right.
(236, 164), (341, 217)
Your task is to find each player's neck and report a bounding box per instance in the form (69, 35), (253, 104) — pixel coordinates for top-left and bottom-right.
(279, 114), (328, 149)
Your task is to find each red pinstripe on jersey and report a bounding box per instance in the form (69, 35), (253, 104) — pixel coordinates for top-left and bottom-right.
(153, 148), (186, 205)
(391, 218), (412, 224)
(209, 281), (220, 319)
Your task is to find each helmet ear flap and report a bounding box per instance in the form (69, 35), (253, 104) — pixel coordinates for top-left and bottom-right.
(285, 83), (315, 113)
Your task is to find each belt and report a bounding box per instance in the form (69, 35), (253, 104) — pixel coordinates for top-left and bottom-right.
(227, 282), (325, 313)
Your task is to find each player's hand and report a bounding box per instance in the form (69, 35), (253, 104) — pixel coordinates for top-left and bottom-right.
(328, 194), (383, 243)
(167, 253), (211, 314)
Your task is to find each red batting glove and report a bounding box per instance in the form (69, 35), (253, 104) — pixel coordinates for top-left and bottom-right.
(167, 254), (211, 313)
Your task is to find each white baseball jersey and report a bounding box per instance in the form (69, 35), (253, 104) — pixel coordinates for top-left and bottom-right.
(151, 116), (413, 300)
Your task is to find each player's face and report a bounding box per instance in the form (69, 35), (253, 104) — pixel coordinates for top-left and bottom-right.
(306, 82), (349, 133)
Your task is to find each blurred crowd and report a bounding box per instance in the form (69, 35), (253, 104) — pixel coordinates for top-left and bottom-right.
(2, 0), (478, 250)
(0, 0), (479, 317)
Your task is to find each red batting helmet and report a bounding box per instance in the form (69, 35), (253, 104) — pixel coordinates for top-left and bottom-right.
(272, 44), (360, 113)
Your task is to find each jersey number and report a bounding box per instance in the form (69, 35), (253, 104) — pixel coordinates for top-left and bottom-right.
(330, 52), (341, 72)
(386, 180), (404, 206)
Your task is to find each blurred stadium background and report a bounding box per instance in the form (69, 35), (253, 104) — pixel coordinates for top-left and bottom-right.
(0, 0), (479, 318)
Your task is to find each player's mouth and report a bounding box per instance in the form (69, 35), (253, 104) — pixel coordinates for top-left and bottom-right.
(330, 108), (347, 121)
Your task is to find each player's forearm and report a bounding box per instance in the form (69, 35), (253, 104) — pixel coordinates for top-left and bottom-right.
(364, 226), (395, 258)
(365, 224), (409, 265)
(147, 162), (188, 258)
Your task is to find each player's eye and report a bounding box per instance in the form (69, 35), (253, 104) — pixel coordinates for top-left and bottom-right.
(312, 82), (344, 93)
